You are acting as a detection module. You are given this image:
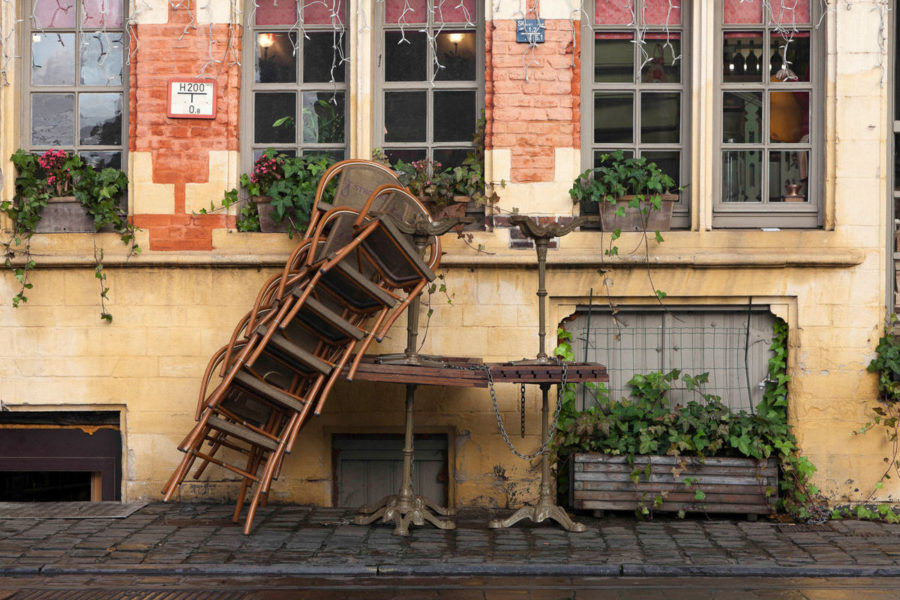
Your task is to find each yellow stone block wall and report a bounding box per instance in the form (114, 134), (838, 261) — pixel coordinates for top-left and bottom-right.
(0, 0), (896, 508)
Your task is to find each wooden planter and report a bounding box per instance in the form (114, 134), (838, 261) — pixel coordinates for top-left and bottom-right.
(570, 453), (778, 517)
(35, 196), (94, 233)
(598, 194), (678, 233)
(425, 196), (469, 221)
(252, 195), (288, 233)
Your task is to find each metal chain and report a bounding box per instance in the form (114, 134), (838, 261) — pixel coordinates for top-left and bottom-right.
(520, 384), (526, 438)
(444, 360), (567, 460)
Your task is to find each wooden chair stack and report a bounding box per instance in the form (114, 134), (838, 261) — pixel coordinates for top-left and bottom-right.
(161, 160), (441, 533)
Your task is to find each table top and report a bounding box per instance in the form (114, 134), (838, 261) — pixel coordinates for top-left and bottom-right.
(346, 356), (609, 388)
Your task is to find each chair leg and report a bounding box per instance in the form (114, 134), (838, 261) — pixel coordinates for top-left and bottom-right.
(375, 279), (427, 342)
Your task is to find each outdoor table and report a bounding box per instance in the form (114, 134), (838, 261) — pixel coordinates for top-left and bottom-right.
(344, 358), (608, 535)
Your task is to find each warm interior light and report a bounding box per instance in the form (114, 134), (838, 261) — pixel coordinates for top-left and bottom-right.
(258, 33), (275, 48)
(448, 32), (464, 44)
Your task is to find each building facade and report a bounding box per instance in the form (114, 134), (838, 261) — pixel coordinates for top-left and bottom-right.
(0, 0), (894, 508)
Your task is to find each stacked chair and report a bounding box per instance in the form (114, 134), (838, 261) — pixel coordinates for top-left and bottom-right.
(162, 160), (441, 533)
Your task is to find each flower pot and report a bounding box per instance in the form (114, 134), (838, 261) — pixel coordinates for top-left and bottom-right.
(252, 195), (288, 233)
(597, 194), (678, 233)
(425, 196), (470, 221)
(569, 453), (778, 517)
(35, 196), (95, 233)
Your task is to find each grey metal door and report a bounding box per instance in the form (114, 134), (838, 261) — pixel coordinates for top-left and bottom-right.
(332, 434), (448, 508)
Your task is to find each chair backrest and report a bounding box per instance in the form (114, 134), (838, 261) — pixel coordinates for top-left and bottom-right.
(356, 184), (441, 271)
(306, 160), (401, 236)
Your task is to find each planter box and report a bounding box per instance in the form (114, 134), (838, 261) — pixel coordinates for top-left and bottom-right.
(252, 195), (288, 233)
(598, 194), (677, 233)
(35, 196), (94, 233)
(570, 454), (777, 516)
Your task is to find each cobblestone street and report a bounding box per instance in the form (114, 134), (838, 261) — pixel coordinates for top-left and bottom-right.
(2, 504), (900, 578)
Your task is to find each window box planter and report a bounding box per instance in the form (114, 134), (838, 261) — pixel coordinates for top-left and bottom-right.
(35, 196), (95, 233)
(598, 194), (678, 233)
(569, 453), (777, 517)
(252, 195), (288, 233)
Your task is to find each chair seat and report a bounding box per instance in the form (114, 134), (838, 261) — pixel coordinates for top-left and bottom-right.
(234, 368), (311, 413)
(359, 216), (435, 286)
(253, 325), (333, 376)
(295, 295), (365, 343)
(207, 415), (279, 452)
(312, 261), (398, 311)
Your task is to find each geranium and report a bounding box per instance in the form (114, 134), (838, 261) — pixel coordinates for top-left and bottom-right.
(249, 150), (285, 194)
(38, 149), (76, 196)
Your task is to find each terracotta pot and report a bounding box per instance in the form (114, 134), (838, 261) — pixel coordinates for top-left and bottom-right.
(252, 195), (288, 233)
(35, 196), (95, 233)
(425, 196), (470, 221)
(597, 193), (678, 233)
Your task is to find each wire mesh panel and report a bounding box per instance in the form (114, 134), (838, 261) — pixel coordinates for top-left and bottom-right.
(567, 308), (775, 413)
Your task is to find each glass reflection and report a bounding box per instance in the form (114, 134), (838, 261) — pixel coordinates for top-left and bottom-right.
(434, 148), (469, 170)
(594, 92), (633, 144)
(640, 92), (680, 143)
(385, 31), (427, 81)
(723, 33), (764, 83)
(722, 150), (762, 203)
(304, 32), (345, 82)
(434, 91), (475, 142)
(33, 0), (75, 28)
(32, 94), (75, 146)
(594, 35), (633, 83)
(301, 93), (345, 144)
(32, 33), (75, 86)
(640, 34), (680, 83)
(81, 151), (121, 170)
(257, 32), (297, 83)
(435, 31), (476, 81)
(79, 92), (122, 145)
(80, 32), (123, 86)
(722, 92), (762, 143)
(255, 92), (296, 143)
(769, 151), (808, 202)
(385, 91), (426, 142)
(81, 0), (124, 28)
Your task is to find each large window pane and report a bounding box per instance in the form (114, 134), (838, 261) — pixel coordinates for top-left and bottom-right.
(434, 0), (476, 23)
(32, 94), (75, 146)
(769, 0), (810, 26)
(643, 0), (681, 25)
(385, 148), (426, 164)
(303, 0), (346, 24)
(257, 32), (297, 83)
(385, 91), (426, 142)
(770, 32), (810, 81)
(434, 91), (476, 142)
(641, 92), (680, 143)
(594, 92), (633, 144)
(81, 151), (121, 170)
(385, 31), (427, 81)
(32, 33), (75, 86)
(79, 92), (122, 145)
(724, 0), (762, 24)
(434, 31), (476, 81)
(255, 92), (296, 143)
(80, 32), (123, 86)
(723, 92), (762, 143)
(302, 93), (345, 144)
(642, 151), (680, 186)
(594, 0), (633, 24)
(386, 0), (427, 24)
(594, 34), (633, 83)
(722, 151), (762, 203)
(304, 32), (346, 83)
(434, 148), (470, 170)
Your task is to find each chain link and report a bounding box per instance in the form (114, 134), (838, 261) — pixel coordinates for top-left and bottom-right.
(447, 360), (568, 460)
(520, 384), (526, 438)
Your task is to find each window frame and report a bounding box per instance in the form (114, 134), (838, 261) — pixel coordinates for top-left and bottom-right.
(579, 0), (692, 229)
(240, 0), (350, 171)
(713, 1), (825, 228)
(374, 0), (485, 167)
(21, 0), (129, 170)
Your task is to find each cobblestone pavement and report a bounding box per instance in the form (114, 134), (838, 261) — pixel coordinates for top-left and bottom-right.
(2, 504), (900, 577)
(2, 576), (900, 599)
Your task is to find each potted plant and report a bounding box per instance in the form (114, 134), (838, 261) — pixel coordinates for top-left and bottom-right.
(552, 322), (819, 519)
(220, 151), (333, 235)
(2, 148), (139, 320)
(569, 151), (678, 234)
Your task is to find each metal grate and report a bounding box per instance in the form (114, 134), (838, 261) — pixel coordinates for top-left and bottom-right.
(567, 308), (775, 413)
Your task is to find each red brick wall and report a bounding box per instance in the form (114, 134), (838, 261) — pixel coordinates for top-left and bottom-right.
(486, 20), (580, 183)
(129, 5), (240, 251)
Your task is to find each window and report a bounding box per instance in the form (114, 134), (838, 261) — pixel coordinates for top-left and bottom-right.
(245, 0), (348, 163)
(24, 0), (127, 169)
(581, 0), (690, 228)
(716, 0), (823, 228)
(376, 0), (483, 168)
(563, 306), (776, 413)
